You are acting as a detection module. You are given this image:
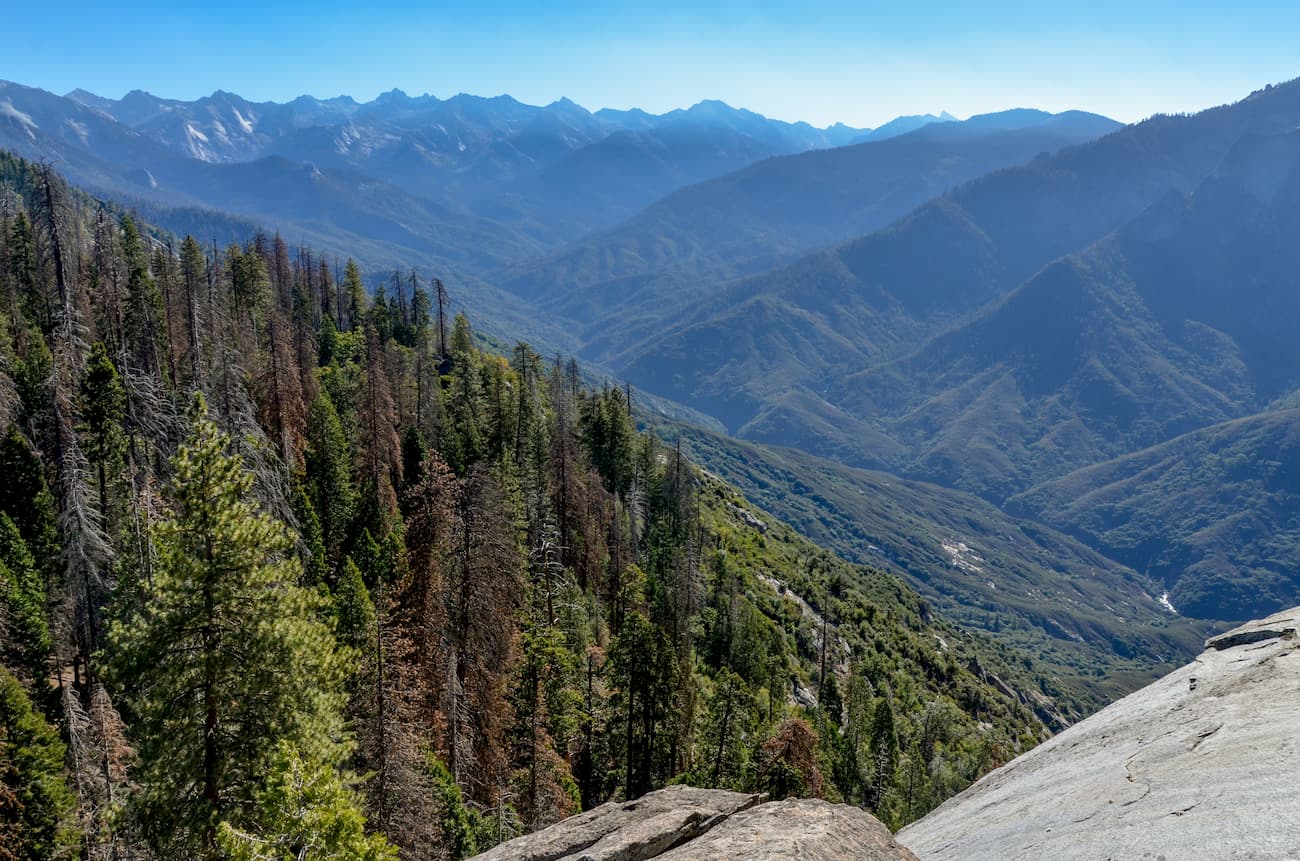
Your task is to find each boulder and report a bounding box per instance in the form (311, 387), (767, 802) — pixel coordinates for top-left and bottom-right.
(657, 797), (919, 861)
(471, 785), (760, 861)
(470, 786), (916, 860)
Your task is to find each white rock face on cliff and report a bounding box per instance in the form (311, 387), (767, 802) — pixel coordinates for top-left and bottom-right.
(898, 607), (1300, 861)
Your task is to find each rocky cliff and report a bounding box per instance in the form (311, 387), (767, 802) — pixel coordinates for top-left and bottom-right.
(898, 607), (1300, 860)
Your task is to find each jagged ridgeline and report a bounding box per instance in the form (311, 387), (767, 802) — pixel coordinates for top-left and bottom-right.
(0, 152), (1042, 860)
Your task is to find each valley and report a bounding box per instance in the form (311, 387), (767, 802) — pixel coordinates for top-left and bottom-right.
(2, 23), (1298, 854)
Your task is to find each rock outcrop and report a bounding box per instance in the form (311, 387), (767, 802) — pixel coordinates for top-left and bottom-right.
(898, 607), (1300, 860)
(476, 608), (1300, 860)
(657, 797), (919, 861)
(471, 784), (917, 861)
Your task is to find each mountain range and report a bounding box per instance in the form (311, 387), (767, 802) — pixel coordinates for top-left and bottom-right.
(617, 80), (1300, 627)
(0, 79), (1116, 344)
(7, 80), (953, 249)
(8, 71), (1300, 684)
(498, 109), (1119, 341)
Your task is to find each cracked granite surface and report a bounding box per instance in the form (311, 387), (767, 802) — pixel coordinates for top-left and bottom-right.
(471, 784), (917, 860)
(898, 607), (1300, 860)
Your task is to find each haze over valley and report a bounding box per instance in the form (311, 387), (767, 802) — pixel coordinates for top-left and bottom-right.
(3, 4), (1299, 858)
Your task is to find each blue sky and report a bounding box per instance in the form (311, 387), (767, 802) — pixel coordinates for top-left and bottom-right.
(5, 1), (1298, 127)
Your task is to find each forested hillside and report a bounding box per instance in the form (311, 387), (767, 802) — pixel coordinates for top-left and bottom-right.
(498, 109), (1119, 333)
(1008, 408), (1300, 621)
(0, 155), (1050, 858)
(613, 79), (1300, 460)
(651, 423), (1208, 706)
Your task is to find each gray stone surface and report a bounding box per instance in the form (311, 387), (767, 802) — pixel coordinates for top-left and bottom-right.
(471, 786), (917, 860)
(898, 606), (1300, 861)
(471, 785), (761, 861)
(658, 797), (920, 861)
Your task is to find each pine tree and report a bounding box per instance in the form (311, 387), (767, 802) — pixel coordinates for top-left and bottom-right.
(343, 260), (365, 333)
(356, 322), (401, 532)
(0, 514), (51, 682)
(119, 216), (164, 377)
(757, 718), (824, 800)
(151, 242), (183, 390)
(510, 616), (581, 830)
(866, 697), (899, 811)
(105, 396), (348, 858)
(292, 483), (329, 587)
(0, 667), (80, 860)
(400, 425), (428, 496)
(696, 668), (754, 789)
(76, 342), (126, 528)
(179, 235), (207, 386)
(217, 741), (395, 861)
(443, 464), (522, 801)
(5, 213), (40, 332)
(442, 316), (485, 474)
(257, 305), (307, 466)
(304, 389), (355, 571)
(228, 244), (271, 336)
(0, 425), (59, 585)
(607, 564), (681, 800)
(333, 557), (376, 656)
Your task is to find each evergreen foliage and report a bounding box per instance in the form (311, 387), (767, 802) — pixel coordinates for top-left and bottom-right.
(217, 742), (396, 861)
(0, 156), (1055, 858)
(0, 515), (50, 682)
(0, 666), (79, 860)
(105, 398), (348, 858)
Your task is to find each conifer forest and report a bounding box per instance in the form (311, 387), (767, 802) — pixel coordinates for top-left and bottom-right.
(0, 153), (1047, 859)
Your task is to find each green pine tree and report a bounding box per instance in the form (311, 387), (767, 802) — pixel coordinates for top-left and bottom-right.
(77, 341), (126, 524)
(427, 755), (479, 861)
(292, 483), (330, 588)
(0, 667), (80, 859)
(866, 697), (899, 811)
(119, 216), (165, 376)
(0, 514), (51, 681)
(0, 425), (59, 586)
(305, 388), (356, 571)
(343, 260), (365, 333)
(333, 557), (376, 656)
(105, 396), (349, 859)
(217, 741), (395, 861)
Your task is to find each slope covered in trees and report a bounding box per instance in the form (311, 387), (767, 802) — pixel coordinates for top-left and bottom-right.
(651, 422), (1208, 708)
(837, 128), (1300, 499)
(1008, 408), (1300, 621)
(0, 155), (1051, 857)
(611, 78), (1300, 451)
(497, 110), (1120, 337)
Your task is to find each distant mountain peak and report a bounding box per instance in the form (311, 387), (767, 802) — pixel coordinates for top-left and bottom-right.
(289, 93), (359, 107)
(374, 87), (412, 104)
(65, 88), (113, 111)
(546, 97), (592, 116)
(687, 98), (740, 114)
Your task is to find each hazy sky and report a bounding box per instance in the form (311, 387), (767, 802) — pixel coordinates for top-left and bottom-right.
(6, 1), (1298, 127)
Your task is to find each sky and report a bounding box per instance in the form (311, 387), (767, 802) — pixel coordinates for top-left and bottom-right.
(4, 1), (1299, 128)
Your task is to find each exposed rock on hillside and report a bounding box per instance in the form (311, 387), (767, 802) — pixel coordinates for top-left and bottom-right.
(658, 798), (920, 861)
(898, 607), (1300, 860)
(471, 784), (917, 860)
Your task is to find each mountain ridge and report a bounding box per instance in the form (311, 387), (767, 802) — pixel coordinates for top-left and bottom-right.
(608, 79), (1300, 488)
